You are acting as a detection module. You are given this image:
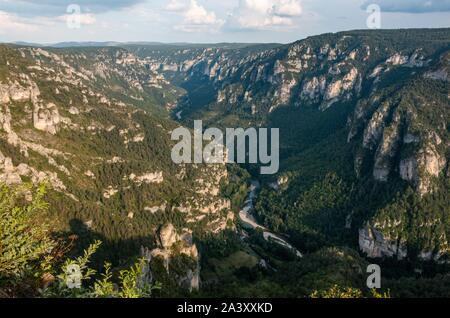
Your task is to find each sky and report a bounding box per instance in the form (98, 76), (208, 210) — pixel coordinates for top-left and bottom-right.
(0, 0), (449, 44)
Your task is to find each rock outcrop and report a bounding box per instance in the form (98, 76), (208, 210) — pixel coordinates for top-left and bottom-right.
(33, 102), (61, 135)
(359, 224), (407, 259)
(400, 144), (446, 195)
(149, 224), (200, 292)
(128, 172), (164, 185)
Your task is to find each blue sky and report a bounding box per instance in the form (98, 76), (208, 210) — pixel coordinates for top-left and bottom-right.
(0, 0), (449, 44)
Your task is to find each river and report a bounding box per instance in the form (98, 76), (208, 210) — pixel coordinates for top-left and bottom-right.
(239, 180), (303, 258)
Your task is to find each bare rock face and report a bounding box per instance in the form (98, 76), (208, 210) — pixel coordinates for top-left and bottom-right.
(386, 53), (409, 66)
(103, 186), (118, 199)
(301, 76), (326, 102)
(269, 175), (290, 191)
(372, 118), (402, 182)
(151, 224), (200, 292)
(0, 156), (22, 184)
(363, 101), (391, 149)
(9, 83), (32, 102)
(399, 136), (446, 195)
(128, 172), (164, 185)
(144, 204), (167, 214)
(347, 49), (446, 191)
(0, 81), (39, 105)
(159, 223), (179, 249)
(276, 78), (297, 105)
(359, 221), (449, 261)
(400, 157), (418, 183)
(424, 52), (449, 81)
(33, 102), (61, 135)
(216, 84), (243, 105)
(352, 82), (446, 194)
(373, 132), (445, 191)
(321, 67), (359, 109)
(416, 146), (446, 195)
(69, 106), (80, 115)
(0, 151), (67, 192)
(298, 66), (359, 110)
(324, 79), (343, 100)
(359, 224), (407, 259)
(0, 84), (11, 104)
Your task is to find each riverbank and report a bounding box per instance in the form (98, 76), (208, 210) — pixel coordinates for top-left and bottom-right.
(239, 180), (303, 258)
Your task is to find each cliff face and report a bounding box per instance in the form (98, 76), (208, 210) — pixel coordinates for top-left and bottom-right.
(0, 44), (237, 247)
(359, 224), (407, 259)
(148, 224), (200, 292)
(359, 220), (450, 261)
(348, 51), (449, 196)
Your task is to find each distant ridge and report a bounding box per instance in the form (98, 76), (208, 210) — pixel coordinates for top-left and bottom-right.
(8, 41), (282, 49)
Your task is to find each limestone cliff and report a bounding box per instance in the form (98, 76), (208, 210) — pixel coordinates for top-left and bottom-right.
(148, 224), (200, 292)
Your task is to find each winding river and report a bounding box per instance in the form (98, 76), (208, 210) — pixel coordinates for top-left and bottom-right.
(239, 181), (303, 258)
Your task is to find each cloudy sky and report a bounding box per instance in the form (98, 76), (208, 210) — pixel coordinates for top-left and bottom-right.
(0, 0), (449, 44)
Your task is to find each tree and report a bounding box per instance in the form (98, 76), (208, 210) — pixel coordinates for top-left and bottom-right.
(44, 241), (161, 298)
(0, 183), (56, 295)
(0, 183), (161, 298)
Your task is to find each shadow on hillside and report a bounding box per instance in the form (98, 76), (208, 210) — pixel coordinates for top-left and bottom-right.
(60, 219), (157, 269)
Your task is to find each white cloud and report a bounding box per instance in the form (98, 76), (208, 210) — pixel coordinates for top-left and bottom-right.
(56, 13), (97, 26)
(272, 0), (302, 17)
(184, 0), (218, 24)
(243, 0), (274, 14)
(173, 0), (224, 33)
(165, 0), (189, 12)
(0, 0), (145, 15)
(226, 0), (303, 30)
(0, 9), (97, 36)
(0, 10), (55, 35)
(362, 0), (450, 13)
(0, 10), (43, 33)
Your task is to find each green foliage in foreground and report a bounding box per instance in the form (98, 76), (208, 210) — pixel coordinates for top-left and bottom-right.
(43, 240), (161, 298)
(311, 285), (391, 299)
(0, 183), (160, 298)
(0, 183), (56, 290)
